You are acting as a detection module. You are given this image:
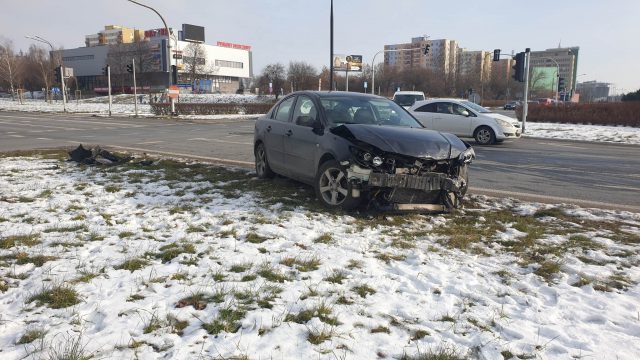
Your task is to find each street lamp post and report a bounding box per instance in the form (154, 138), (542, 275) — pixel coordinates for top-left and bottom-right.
(26, 35), (66, 111)
(127, 0), (177, 115)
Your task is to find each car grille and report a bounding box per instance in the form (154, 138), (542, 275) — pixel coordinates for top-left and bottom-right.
(369, 172), (446, 191)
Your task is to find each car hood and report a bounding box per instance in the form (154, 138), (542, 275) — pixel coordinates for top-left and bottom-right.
(330, 124), (468, 160)
(490, 113), (520, 125)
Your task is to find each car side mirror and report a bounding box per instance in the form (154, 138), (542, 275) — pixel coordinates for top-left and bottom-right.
(296, 115), (323, 130)
(461, 110), (470, 117)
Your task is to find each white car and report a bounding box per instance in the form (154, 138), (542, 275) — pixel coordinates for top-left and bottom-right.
(409, 98), (521, 145)
(392, 91), (426, 109)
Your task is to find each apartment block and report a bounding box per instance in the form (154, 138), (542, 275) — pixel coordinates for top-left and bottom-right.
(457, 50), (491, 81)
(384, 36), (459, 77)
(85, 25), (145, 47)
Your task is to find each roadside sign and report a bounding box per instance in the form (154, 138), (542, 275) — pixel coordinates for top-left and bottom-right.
(364, 81), (368, 89)
(167, 85), (180, 99)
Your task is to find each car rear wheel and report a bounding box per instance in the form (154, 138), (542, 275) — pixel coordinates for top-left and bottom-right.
(255, 143), (275, 179)
(474, 126), (496, 145)
(315, 160), (360, 210)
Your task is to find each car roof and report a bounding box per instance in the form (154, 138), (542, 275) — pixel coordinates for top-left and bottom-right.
(291, 91), (388, 101)
(393, 91), (425, 95)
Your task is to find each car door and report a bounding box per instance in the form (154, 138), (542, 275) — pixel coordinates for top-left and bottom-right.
(263, 96), (295, 174)
(284, 95), (321, 182)
(411, 102), (437, 128)
(432, 102), (470, 136)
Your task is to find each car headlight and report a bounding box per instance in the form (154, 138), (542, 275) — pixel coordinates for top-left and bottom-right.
(458, 147), (475, 164)
(349, 146), (384, 167)
(495, 118), (514, 129)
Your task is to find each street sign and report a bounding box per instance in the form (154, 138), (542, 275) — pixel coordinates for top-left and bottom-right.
(167, 85), (180, 99)
(364, 81), (368, 89)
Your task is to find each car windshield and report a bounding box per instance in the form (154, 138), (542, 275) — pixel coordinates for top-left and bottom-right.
(321, 96), (423, 128)
(394, 94), (425, 106)
(461, 100), (492, 113)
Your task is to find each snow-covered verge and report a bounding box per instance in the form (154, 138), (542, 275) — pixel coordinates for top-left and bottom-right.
(1, 154), (638, 360)
(524, 122), (640, 144)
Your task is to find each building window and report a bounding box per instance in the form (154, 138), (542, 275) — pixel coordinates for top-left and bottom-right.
(215, 60), (244, 69)
(63, 55), (95, 61)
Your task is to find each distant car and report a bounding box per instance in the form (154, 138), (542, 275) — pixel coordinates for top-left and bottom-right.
(392, 91), (426, 109)
(254, 91), (475, 212)
(409, 98), (521, 145)
(503, 101), (519, 110)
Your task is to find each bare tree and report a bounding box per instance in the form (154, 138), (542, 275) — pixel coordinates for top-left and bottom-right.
(24, 45), (52, 101)
(287, 61), (317, 91)
(182, 42), (207, 83)
(258, 63), (286, 99)
(107, 41), (158, 91)
(0, 40), (23, 100)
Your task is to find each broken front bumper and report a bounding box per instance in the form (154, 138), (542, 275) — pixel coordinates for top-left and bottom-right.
(367, 172), (466, 193)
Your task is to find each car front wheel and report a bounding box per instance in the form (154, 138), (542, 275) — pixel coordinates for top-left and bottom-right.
(474, 126), (496, 145)
(315, 160), (360, 210)
(255, 143), (275, 179)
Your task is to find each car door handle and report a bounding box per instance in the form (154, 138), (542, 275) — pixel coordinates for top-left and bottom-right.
(266, 125), (272, 132)
(285, 129), (293, 137)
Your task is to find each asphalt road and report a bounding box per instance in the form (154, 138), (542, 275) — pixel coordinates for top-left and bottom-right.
(1, 111), (638, 212)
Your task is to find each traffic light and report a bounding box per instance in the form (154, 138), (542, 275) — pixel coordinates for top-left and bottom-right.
(54, 66), (62, 83)
(126, 64), (133, 73)
(171, 65), (177, 85)
(102, 65), (109, 76)
(512, 52), (525, 82)
(493, 49), (501, 62)
(558, 77), (566, 92)
(423, 43), (430, 55)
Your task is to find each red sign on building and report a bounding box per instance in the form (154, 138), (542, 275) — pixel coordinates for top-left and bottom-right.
(216, 41), (251, 51)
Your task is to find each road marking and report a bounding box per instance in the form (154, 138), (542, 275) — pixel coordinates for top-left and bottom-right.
(140, 141), (164, 145)
(594, 184), (640, 192)
(8, 134), (25, 138)
(36, 138), (52, 141)
(187, 137), (251, 145)
(536, 141), (588, 150)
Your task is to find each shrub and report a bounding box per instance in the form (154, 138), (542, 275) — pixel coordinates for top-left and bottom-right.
(150, 102), (274, 116)
(516, 102), (640, 127)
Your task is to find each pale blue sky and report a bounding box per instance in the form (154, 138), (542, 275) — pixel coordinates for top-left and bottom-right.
(2, 0), (639, 93)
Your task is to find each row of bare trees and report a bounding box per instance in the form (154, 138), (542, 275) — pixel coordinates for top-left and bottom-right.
(0, 39), (65, 101)
(254, 60), (528, 102)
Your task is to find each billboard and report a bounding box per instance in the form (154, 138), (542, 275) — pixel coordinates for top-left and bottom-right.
(333, 54), (363, 72)
(182, 24), (205, 43)
(530, 66), (558, 92)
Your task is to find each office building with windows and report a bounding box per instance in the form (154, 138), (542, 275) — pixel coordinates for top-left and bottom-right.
(59, 24), (253, 93)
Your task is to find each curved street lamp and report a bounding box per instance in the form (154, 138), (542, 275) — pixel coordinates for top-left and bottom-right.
(25, 35), (66, 109)
(127, 0), (178, 114)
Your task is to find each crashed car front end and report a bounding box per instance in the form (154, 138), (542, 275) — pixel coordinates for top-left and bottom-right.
(332, 125), (475, 212)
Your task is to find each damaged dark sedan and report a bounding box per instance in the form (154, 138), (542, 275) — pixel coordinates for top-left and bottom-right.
(254, 91), (475, 212)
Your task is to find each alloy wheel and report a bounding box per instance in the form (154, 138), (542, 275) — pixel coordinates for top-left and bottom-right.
(318, 167), (348, 205)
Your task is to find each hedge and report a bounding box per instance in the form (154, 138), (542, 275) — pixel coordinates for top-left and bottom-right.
(150, 102), (275, 116)
(515, 102), (640, 127)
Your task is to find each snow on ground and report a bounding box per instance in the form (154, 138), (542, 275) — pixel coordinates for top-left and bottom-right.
(0, 154), (639, 360)
(1, 97), (640, 144)
(523, 122), (640, 144)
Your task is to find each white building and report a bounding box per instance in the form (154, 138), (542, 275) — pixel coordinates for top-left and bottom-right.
(59, 24), (253, 94)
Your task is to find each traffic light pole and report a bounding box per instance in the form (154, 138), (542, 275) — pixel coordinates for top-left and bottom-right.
(107, 65), (112, 117)
(522, 48), (531, 134)
(60, 66), (67, 113)
(132, 59), (138, 117)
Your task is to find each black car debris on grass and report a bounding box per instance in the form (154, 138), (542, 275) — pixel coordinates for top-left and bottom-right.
(254, 91), (475, 212)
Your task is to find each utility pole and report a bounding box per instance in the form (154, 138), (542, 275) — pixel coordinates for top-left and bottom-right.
(329, 0), (334, 91)
(522, 48), (531, 133)
(132, 58), (138, 117)
(107, 65), (112, 117)
(61, 65), (67, 112)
